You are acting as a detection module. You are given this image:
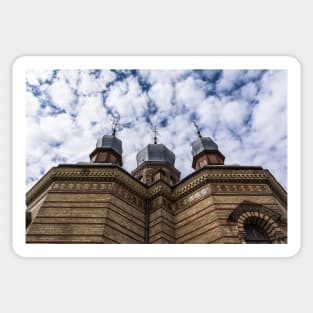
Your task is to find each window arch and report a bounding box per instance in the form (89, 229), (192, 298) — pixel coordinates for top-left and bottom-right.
(228, 203), (287, 244)
(244, 222), (272, 244)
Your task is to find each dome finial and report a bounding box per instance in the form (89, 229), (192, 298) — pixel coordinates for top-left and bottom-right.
(152, 125), (159, 144)
(111, 118), (122, 137)
(192, 120), (202, 138)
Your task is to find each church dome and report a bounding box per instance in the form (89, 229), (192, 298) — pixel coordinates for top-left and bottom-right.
(191, 137), (219, 157)
(136, 144), (175, 166)
(96, 135), (123, 156)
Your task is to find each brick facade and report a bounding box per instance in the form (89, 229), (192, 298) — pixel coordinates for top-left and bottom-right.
(26, 164), (287, 244)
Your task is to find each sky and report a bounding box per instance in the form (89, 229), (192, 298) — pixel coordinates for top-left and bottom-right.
(26, 69), (287, 191)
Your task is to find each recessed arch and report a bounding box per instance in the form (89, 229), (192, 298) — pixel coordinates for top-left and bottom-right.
(228, 203), (287, 244)
(243, 218), (272, 243)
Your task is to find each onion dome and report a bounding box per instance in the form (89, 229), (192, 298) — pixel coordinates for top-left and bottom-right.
(90, 119), (123, 165)
(132, 126), (180, 186)
(96, 135), (123, 156)
(191, 121), (225, 169)
(191, 137), (219, 157)
(136, 144), (175, 166)
(90, 133), (123, 165)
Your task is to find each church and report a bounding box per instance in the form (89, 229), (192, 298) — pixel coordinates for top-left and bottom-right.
(25, 121), (287, 244)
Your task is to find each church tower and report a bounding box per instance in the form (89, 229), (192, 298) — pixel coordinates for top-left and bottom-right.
(89, 119), (123, 165)
(191, 121), (225, 169)
(132, 127), (180, 186)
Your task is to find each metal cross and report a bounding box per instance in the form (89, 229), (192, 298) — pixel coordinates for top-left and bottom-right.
(152, 125), (159, 144)
(192, 120), (202, 138)
(111, 118), (122, 136)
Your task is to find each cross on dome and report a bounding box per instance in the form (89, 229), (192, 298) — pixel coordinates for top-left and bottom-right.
(111, 118), (122, 136)
(152, 125), (159, 144)
(192, 120), (202, 138)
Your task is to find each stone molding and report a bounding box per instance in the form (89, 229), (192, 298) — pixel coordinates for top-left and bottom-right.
(131, 161), (181, 177)
(26, 166), (147, 205)
(173, 168), (287, 205)
(27, 165), (287, 209)
(50, 182), (144, 210)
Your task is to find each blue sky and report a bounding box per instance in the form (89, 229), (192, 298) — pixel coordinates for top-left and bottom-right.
(26, 69), (287, 191)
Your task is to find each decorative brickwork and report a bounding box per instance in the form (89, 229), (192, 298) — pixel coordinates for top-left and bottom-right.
(26, 164), (287, 244)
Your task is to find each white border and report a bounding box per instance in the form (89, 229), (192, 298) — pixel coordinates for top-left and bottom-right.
(12, 56), (301, 257)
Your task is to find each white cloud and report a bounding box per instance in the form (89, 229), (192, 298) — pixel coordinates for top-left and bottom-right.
(139, 70), (188, 84)
(26, 70), (55, 85)
(240, 81), (258, 101)
(46, 77), (75, 113)
(216, 70), (242, 92)
(78, 70), (116, 95)
(252, 70), (287, 130)
(175, 76), (206, 107)
(105, 76), (148, 121)
(217, 70), (263, 93)
(26, 69), (287, 191)
(220, 100), (250, 132)
(196, 96), (221, 133)
(76, 94), (108, 131)
(26, 91), (41, 117)
(148, 82), (173, 112)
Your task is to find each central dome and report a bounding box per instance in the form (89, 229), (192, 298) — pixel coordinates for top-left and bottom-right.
(136, 144), (175, 166)
(96, 135), (123, 156)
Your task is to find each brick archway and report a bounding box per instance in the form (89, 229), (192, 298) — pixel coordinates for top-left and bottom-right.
(228, 204), (287, 244)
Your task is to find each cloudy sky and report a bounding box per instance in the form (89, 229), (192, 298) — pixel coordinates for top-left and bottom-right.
(26, 69), (287, 191)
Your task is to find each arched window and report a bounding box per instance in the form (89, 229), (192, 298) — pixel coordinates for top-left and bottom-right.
(244, 223), (272, 244)
(228, 202), (287, 244)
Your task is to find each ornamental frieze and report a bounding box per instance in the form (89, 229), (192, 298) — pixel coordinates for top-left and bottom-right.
(26, 166), (147, 205)
(173, 170), (269, 198)
(211, 184), (269, 193)
(148, 182), (172, 199)
(50, 181), (143, 209)
(176, 186), (211, 210)
(51, 182), (114, 191)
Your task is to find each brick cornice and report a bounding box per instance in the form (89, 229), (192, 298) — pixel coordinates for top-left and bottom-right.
(173, 167), (287, 205)
(131, 160), (181, 176)
(26, 164), (287, 208)
(148, 180), (173, 199)
(26, 165), (148, 206)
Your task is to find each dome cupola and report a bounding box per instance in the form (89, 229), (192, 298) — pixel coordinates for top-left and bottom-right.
(96, 135), (122, 156)
(136, 143), (175, 167)
(132, 126), (180, 185)
(191, 137), (218, 157)
(89, 119), (123, 166)
(191, 121), (225, 169)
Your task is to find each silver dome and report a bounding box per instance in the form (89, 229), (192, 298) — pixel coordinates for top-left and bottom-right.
(136, 144), (175, 166)
(96, 135), (123, 156)
(191, 137), (218, 157)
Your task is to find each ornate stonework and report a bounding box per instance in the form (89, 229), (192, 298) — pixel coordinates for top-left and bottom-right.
(26, 162), (287, 244)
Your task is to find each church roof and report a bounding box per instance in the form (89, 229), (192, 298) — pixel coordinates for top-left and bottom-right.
(136, 144), (175, 166)
(96, 135), (123, 156)
(191, 137), (219, 157)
